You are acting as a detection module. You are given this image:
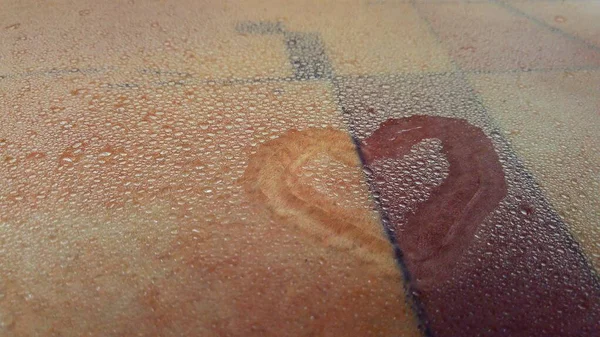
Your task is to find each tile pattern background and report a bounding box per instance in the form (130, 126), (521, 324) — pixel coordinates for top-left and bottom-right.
(1, 0), (599, 336)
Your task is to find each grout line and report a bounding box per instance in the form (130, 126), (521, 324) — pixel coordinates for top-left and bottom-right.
(465, 64), (600, 74)
(269, 22), (435, 337)
(3, 64), (600, 86)
(489, 0), (600, 52)
(413, 0), (600, 285)
(346, 130), (435, 337)
(321, 50), (435, 337)
(331, 84), (435, 337)
(228, 19), (436, 337)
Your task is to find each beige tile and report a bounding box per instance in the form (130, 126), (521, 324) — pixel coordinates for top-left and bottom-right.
(468, 70), (600, 268)
(211, 0), (454, 75)
(417, 2), (600, 71)
(504, 0), (600, 48)
(0, 0), (454, 80)
(1, 0), (453, 79)
(0, 0), (293, 79)
(294, 3), (453, 75)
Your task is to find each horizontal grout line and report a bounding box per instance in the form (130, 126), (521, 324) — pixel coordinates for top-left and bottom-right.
(2, 65), (600, 87)
(490, 0), (600, 53)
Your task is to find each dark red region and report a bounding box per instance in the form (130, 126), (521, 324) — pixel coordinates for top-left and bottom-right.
(359, 115), (600, 337)
(361, 115), (507, 287)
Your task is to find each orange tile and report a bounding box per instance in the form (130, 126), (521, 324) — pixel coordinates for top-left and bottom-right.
(0, 72), (422, 336)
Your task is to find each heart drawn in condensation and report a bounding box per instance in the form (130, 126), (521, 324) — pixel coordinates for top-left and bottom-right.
(241, 128), (396, 267)
(241, 117), (507, 288)
(360, 115), (507, 288)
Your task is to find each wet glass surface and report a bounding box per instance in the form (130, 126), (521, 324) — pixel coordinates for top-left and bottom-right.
(1, 1), (599, 336)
